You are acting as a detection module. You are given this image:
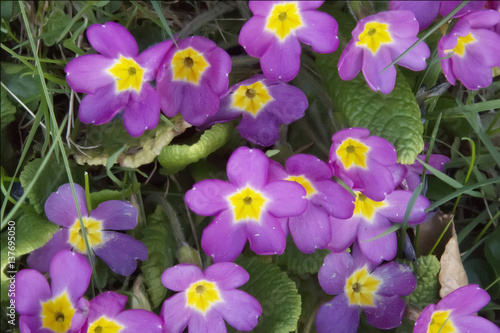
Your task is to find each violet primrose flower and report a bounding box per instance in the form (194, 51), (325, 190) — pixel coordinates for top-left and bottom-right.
(438, 9), (500, 90)
(81, 291), (163, 333)
(328, 127), (397, 201)
(156, 36), (232, 126)
(316, 246), (416, 333)
(338, 10), (430, 94)
(161, 263), (262, 332)
(414, 284), (500, 333)
(239, 1), (339, 82)
(14, 250), (91, 333)
(65, 22), (173, 137)
(392, 154), (450, 191)
(185, 146), (308, 262)
(267, 154), (355, 253)
(200, 74), (308, 146)
(27, 183), (147, 276)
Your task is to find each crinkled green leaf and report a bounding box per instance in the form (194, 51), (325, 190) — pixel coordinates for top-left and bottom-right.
(235, 256), (301, 333)
(1, 86), (16, 132)
(19, 158), (84, 214)
(140, 206), (177, 309)
(158, 122), (233, 175)
(316, 51), (424, 164)
(1, 210), (58, 301)
(405, 255), (441, 307)
(273, 237), (329, 275)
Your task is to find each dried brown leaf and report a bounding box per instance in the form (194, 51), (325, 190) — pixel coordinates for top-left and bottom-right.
(438, 222), (468, 298)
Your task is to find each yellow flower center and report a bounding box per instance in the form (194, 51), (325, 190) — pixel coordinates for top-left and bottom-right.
(108, 56), (145, 92)
(228, 186), (267, 222)
(186, 280), (221, 313)
(353, 192), (386, 220)
(345, 266), (381, 306)
(68, 217), (103, 253)
(427, 310), (456, 333)
(87, 316), (123, 333)
(286, 175), (316, 198)
(171, 47), (210, 85)
(266, 2), (303, 40)
(356, 21), (393, 53)
(444, 33), (475, 57)
(41, 292), (76, 333)
(231, 81), (273, 116)
(336, 138), (370, 169)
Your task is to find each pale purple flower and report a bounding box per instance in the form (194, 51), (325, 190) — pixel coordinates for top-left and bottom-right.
(438, 9), (500, 90)
(27, 183), (147, 276)
(156, 36), (232, 126)
(338, 10), (430, 94)
(328, 127), (397, 201)
(81, 292), (163, 333)
(65, 22), (173, 137)
(267, 154), (355, 253)
(200, 74), (308, 146)
(414, 284), (500, 333)
(392, 154), (450, 191)
(185, 146), (308, 262)
(161, 263), (262, 333)
(14, 250), (91, 333)
(316, 245), (416, 333)
(239, 1), (339, 82)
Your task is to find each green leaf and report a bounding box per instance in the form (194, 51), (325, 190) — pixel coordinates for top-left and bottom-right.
(316, 52), (424, 164)
(484, 227), (500, 277)
(159, 123), (233, 175)
(42, 2), (72, 46)
(19, 158), (84, 214)
(1, 86), (16, 132)
(273, 237), (329, 275)
(405, 255), (441, 307)
(1, 62), (42, 111)
(416, 158), (463, 189)
(235, 256), (301, 333)
(1, 210), (59, 301)
(140, 206), (177, 309)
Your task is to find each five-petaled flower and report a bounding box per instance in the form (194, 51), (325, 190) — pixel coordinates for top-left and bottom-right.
(65, 22), (173, 137)
(316, 246), (416, 333)
(414, 284), (500, 333)
(185, 146), (308, 262)
(338, 10), (430, 94)
(438, 9), (500, 90)
(239, 1), (339, 82)
(27, 183), (148, 276)
(14, 250), (91, 333)
(161, 263), (262, 333)
(200, 74), (308, 146)
(156, 36), (232, 126)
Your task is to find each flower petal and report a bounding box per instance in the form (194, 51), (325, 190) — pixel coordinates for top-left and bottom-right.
(19, 315), (43, 333)
(363, 295), (406, 330)
(237, 111), (280, 147)
(436, 284), (491, 316)
(262, 180), (307, 218)
(27, 228), (71, 273)
(204, 46), (232, 95)
(318, 252), (354, 295)
(289, 203), (331, 253)
(87, 291), (127, 322)
(216, 289), (262, 331)
(93, 231), (148, 276)
(311, 180), (356, 219)
(116, 309), (163, 333)
(338, 40), (363, 81)
(161, 264), (204, 291)
(260, 37), (302, 82)
(391, 38), (430, 71)
(371, 262), (416, 296)
(295, 11), (339, 53)
(245, 212), (287, 255)
(161, 293), (191, 332)
(78, 84), (129, 125)
(14, 269), (51, 315)
(356, 160), (396, 201)
(361, 47), (396, 94)
(315, 293), (360, 333)
(186, 180), (235, 216)
(265, 82), (308, 124)
(239, 16), (274, 58)
(50, 250), (91, 302)
(136, 40), (174, 81)
(204, 262), (249, 289)
(380, 190), (430, 224)
(413, 303), (436, 333)
(90, 200), (138, 230)
(286, 154), (332, 181)
(122, 84), (160, 137)
(297, 1), (325, 11)
(44, 183), (88, 228)
(65, 54), (115, 94)
(86, 22), (138, 58)
(328, 215), (360, 253)
(357, 217), (397, 264)
(201, 210), (248, 263)
(453, 314), (500, 333)
(227, 147), (269, 189)
(439, 1), (486, 18)
(389, 1), (439, 30)
(188, 310), (227, 333)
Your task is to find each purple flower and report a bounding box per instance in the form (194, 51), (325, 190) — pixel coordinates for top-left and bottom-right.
(161, 263), (262, 333)
(414, 284), (500, 333)
(27, 183), (147, 276)
(81, 292), (163, 333)
(185, 146), (308, 262)
(200, 74), (308, 146)
(392, 154), (450, 191)
(14, 250), (91, 333)
(239, 1), (339, 82)
(338, 10), (430, 94)
(65, 22), (173, 137)
(328, 184), (430, 264)
(438, 9), (500, 90)
(316, 246), (416, 333)
(156, 36), (232, 126)
(267, 154), (355, 253)
(328, 127), (397, 201)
